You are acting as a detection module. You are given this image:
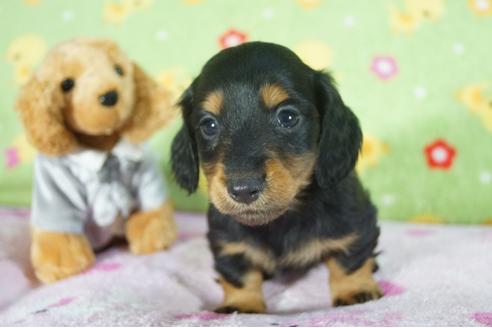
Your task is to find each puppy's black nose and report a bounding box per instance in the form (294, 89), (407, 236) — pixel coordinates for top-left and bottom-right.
(227, 177), (264, 204)
(99, 90), (118, 107)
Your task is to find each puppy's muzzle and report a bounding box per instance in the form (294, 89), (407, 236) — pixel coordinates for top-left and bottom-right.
(227, 176), (265, 204)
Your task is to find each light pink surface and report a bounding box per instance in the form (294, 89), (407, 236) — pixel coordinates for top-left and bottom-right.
(0, 209), (491, 326)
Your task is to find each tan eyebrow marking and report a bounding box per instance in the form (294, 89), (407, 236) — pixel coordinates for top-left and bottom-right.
(260, 83), (289, 109)
(201, 90), (224, 115)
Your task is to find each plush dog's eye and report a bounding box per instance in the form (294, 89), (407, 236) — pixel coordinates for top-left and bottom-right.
(199, 117), (219, 138)
(60, 78), (75, 93)
(276, 107), (300, 128)
(114, 64), (124, 76)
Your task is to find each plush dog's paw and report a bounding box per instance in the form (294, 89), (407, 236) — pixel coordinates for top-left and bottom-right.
(332, 287), (383, 307)
(215, 301), (266, 314)
(126, 201), (176, 254)
(31, 229), (95, 284)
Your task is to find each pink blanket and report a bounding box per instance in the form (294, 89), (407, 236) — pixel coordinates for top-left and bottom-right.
(1, 209), (491, 326)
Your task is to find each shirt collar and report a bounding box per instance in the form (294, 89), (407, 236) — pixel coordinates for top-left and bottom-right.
(64, 139), (145, 172)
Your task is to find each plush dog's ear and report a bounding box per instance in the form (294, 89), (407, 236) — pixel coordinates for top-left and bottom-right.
(15, 75), (78, 156)
(123, 63), (175, 143)
(314, 72), (362, 187)
(171, 86), (199, 194)
(77, 38), (120, 59)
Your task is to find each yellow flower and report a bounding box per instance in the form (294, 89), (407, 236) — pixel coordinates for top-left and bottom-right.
(23, 0), (40, 5)
(6, 35), (46, 67)
(481, 218), (492, 225)
(103, 2), (130, 24)
(155, 68), (192, 104)
(356, 134), (389, 173)
(296, 0), (321, 10)
(389, 5), (419, 34)
(406, 0), (444, 21)
(410, 214), (443, 224)
(389, 0), (444, 35)
(457, 83), (492, 132)
(6, 35), (47, 85)
(457, 83), (488, 113)
(468, 0), (492, 16)
(12, 134), (37, 163)
(183, 0), (202, 4)
(294, 40), (332, 71)
(478, 106), (492, 131)
(123, 0), (153, 11)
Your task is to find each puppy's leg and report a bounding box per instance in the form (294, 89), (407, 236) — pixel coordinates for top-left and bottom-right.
(214, 254), (266, 314)
(31, 228), (95, 283)
(326, 256), (382, 306)
(126, 200), (176, 254)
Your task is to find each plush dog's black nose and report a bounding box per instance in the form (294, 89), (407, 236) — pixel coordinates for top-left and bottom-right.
(99, 90), (118, 107)
(227, 177), (264, 204)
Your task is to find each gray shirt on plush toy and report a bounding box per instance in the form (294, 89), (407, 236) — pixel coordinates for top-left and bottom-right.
(32, 140), (167, 249)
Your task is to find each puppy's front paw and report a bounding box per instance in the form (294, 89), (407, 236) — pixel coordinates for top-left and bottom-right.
(126, 201), (176, 254)
(31, 229), (95, 284)
(328, 257), (382, 307)
(216, 271), (266, 314)
(332, 287), (382, 307)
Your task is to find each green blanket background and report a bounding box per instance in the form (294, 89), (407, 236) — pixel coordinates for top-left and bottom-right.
(1, 0), (491, 224)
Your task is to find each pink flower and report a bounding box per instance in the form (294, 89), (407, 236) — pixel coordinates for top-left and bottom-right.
(5, 147), (20, 169)
(175, 311), (227, 321)
(371, 55), (399, 80)
(406, 228), (436, 237)
(218, 29), (248, 49)
(473, 312), (492, 326)
(88, 261), (122, 273)
(378, 280), (406, 296)
(48, 297), (77, 308)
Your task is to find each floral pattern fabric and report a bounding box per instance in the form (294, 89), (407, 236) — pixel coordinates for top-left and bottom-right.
(1, 0), (491, 224)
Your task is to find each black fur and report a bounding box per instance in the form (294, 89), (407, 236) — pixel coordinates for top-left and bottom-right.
(314, 73), (363, 188)
(171, 87), (199, 193)
(170, 41), (380, 309)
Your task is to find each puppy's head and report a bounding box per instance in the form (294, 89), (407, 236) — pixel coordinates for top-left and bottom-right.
(16, 38), (172, 155)
(171, 42), (362, 226)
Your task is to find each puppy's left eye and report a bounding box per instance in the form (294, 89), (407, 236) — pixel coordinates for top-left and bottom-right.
(276, 107), (300, 128)
(114, 64), (124, 76)
(199, 117), (220, 138)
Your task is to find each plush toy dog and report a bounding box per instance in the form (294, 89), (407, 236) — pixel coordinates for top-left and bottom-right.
(16, 38), (177, 283)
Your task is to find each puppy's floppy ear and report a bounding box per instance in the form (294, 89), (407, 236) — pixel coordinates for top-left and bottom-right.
(15, 75), (78, 156)
(314, 72), (362, 187)
(171, 86), (199, 194)
(123, 63), (175, 143)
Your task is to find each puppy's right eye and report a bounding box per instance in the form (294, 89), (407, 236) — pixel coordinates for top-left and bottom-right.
(199, 117), (219, 139)
(276, 107), (300, 129)
(60, 78), (75, 93)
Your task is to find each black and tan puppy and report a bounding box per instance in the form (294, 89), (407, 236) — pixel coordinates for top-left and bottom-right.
(171, 42), (382, 313)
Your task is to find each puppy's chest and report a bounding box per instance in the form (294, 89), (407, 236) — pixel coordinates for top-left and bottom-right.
(231, 225), (356, 273)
